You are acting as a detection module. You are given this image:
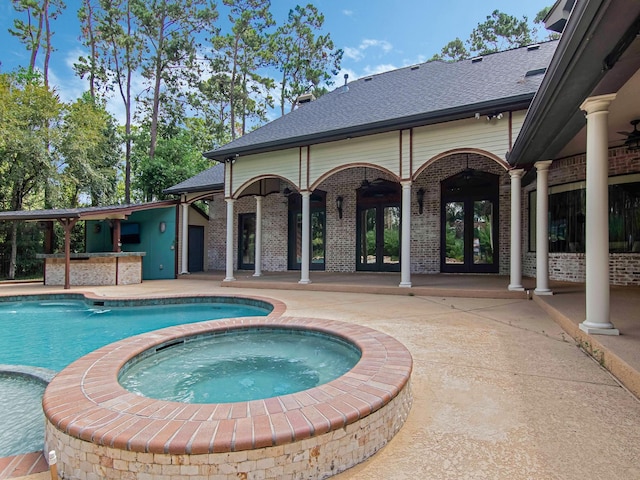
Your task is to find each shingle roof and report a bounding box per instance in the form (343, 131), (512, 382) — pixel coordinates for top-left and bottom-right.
(205, 41), (558, 161)
(0, 201), (177, 221)
(163, 163), (224, 195)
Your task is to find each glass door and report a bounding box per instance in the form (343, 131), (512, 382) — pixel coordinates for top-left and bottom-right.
(238, 213), (255, 270)
(441, 170), (499, 273)
(357, 204), (400, 271)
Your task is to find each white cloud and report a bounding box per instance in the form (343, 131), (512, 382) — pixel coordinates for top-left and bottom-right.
(363, 64), (397, 76)
(343, 46), (363, 61)
(342, 9), (354, 16)
(342, 38), (394, 64)
(360, 39), (393, 54)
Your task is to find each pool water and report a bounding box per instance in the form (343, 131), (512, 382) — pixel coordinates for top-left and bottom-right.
(0, 297), (269, 457)
(0, 300), (269, 371)
(120, 329), (361, 403)
(0, 374), (47, 457)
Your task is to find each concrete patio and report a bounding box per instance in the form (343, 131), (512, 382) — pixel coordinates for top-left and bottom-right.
(1, 274), (639, 479)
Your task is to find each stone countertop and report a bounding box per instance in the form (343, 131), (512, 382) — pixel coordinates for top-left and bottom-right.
(36, 252), (146, 259)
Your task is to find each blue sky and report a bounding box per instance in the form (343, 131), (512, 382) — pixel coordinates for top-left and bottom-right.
(0, 0), (553, 122)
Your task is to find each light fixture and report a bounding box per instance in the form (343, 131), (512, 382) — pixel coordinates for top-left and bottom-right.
(361, 167), (370, 189)
(159, 221), (166, 233)
(336, 196), (344, 219)
(416, 188), (425, 214)
(93, 223), (102, 234)
(620, 119), (640, 151)
(282, 187), (292, 196)
(462, 153), (474, 181)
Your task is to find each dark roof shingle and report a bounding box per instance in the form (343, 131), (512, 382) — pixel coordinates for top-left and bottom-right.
(163, 163), (224, 195)
(205, 41), (558, 161)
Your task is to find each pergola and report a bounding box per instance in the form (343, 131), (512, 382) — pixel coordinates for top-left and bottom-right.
(0, 201), (177, 289)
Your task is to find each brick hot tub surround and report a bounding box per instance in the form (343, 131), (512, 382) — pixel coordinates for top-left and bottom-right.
(43, 317), (413, 479)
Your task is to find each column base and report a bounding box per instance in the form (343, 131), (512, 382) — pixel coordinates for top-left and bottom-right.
(180, 271), (190, 275)
(223, 277), (236, 282)
(298, 279), (312, 285)
(253, 273), (262, 277)
(508, 284), (524, 291)
(534, 288), (553, 296)
(399, 282), (412, 288)
(579, 322), (620, 336)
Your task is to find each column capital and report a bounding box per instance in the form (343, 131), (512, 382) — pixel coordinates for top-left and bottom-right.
(400, 180), (412, 188)
(253, 195), (263, 202)
(300, 190), (311, 197)
(534, 160), (552, 171)
(225, 197), (235, 203)
(508, 168), (525, 179)
(580, 94), (617, 115)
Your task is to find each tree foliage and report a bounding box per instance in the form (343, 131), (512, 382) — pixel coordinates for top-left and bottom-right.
(9, 0), (66, 86)
(131, 125), (211, 201)
(269, 4), (343, 115)
(5, 0), (344, 212)
(431, 6), (553, 62)
(469, 10), (533, 55)
(211, 0), (273, 139)
(133, 0), (218, 158)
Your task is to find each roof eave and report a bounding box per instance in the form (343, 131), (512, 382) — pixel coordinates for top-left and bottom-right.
(163, 184), (224, 196)
(509, 0), (640, 168)
(204, 94), (535, 162)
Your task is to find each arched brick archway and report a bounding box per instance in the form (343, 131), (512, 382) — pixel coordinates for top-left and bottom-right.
(411, 151), (510, 275)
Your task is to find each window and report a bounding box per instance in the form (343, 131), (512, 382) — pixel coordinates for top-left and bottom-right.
(120, 222), (141, 244)
(529, 174), (640, 253)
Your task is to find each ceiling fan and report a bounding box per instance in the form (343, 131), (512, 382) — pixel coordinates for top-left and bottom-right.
(618, 119), (640, 151)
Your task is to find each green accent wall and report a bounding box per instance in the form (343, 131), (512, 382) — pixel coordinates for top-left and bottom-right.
(86, 206), (177, 280)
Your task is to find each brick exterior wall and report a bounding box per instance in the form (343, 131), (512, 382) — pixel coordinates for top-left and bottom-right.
(207, 155), (512, 276)
(413, 153), (511, 274)
(522, 146), (640, 286)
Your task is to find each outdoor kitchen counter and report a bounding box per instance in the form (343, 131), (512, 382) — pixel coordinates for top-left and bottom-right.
(36, 252), (146, 286)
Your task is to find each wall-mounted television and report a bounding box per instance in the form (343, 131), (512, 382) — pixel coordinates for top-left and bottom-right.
(120, 222), (141, 244)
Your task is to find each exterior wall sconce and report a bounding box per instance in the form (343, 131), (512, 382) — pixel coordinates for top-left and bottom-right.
(159, 221), (167, 233)
(336, 196), (344, 219)
(416, 188), (425, 214)
(93, 223), (102, 234)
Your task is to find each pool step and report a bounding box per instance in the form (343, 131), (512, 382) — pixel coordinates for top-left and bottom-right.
(0, 452), (47, 479)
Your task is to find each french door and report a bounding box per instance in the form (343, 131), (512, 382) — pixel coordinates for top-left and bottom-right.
(356, 179), (401, 272)
(441, 171), (499, 273)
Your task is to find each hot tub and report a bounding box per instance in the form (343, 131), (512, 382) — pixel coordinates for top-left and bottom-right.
(43, 317), (413, 479)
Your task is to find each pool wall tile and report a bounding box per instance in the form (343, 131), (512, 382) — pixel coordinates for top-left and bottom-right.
(43, 317), (413, 479)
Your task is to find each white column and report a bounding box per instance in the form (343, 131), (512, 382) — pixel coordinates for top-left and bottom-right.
(399, 181), (412, 287)
(224, 198), (236, 282)
(180, 202), (189, 274)
(508, 169), (525, 291)
(253, 196), (263, 277)
(580, 94), (619, 335)
(534, 160), (553, 295)
(299, 191), (312, 284)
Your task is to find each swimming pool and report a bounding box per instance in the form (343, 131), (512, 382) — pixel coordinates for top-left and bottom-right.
(0, 296), (272, 371)
(0, 294), (276, 457)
